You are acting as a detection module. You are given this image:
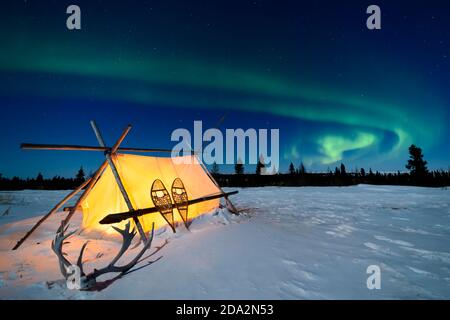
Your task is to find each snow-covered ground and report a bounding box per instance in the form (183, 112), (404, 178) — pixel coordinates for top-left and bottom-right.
(0, 185), (449, 299)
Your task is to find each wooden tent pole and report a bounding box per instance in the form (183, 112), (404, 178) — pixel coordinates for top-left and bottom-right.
(182, 140), (238, 214)
(203, 162), (238, 213)
(193, 154), (239, 214)
(62, 123), (132, 226)
(90, 121), (147, 242)
(21, 143), (174, 153)
(62, 161), (107, 226)
(12, 178), (91, 250)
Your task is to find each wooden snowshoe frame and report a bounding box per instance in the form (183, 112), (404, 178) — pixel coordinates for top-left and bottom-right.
(171, 178), (190, 228)
(151, 179), (176, 233)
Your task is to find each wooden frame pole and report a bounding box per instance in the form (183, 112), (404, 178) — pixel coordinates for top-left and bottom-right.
(62, 124), (133, 226)
(90, 121), (147, 241)
(195, 155), (239, 214)
(12, 178), (91, 250)
(21, 143), (174, 153)
(182, 140), (238, 214)
(63, 162), (107, 225)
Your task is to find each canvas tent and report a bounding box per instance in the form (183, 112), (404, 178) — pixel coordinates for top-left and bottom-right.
(13, 122), (238, 250)
(81, 153), (221, 233)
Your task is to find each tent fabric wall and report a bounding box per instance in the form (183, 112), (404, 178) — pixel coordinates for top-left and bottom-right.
(81, 154), (221, 233)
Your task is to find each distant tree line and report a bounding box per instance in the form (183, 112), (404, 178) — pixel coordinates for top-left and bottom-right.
(213, 145), (450, 188)
(0, 167), (86, 191)
(213, 166), (450, 188)
(0, 145), (449, 190)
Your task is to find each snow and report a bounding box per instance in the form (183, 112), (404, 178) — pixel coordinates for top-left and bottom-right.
(0, 185), (449, 299)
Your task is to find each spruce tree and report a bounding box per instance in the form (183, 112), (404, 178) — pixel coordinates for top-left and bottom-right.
(36, 172), (44, 189)
(288, 162), (295, 175)
(299, 162), (306, 175)
(405, 144), (428, 176)
(340, 163), (347, 176)
(234, 159), (244, 175)
(36, 172), (44, 183)
(75, 166), (86, 183)
(256, 156), (265, 175)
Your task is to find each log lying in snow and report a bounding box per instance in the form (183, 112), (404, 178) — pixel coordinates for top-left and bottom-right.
(99, 190), (239, 225)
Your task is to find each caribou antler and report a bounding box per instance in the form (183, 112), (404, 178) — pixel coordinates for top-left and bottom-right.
(52, 220), (154, 290)
(51, 222), (77, 279)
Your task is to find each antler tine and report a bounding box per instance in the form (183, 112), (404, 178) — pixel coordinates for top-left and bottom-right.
(108, 221), (136, 267)
(77, 241), (89, 276)
(51, 221), (76, 278)
(87, 223), (155, 280)
(51, 240), (68, 278)
(117, 222), (155, 273)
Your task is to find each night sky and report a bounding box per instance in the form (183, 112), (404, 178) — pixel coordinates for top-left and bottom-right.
(1, 0), (449, 177)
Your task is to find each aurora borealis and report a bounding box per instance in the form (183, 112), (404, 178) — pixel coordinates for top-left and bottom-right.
(1, 0), (449, 177)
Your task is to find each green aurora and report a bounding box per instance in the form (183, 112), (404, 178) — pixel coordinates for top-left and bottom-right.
(1, 0), (449, 174)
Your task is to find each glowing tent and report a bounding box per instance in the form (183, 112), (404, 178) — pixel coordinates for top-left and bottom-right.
(81, 153), (221, 233)
(13, 121), (238, 250)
